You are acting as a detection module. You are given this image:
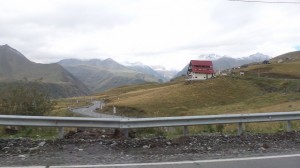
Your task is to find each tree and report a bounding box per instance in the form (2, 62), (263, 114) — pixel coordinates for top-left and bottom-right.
(0, 81), (56, 116)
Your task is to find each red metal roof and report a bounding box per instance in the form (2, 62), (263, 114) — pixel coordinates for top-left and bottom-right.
(190, 60), (213, 66)
(188, 60), (214, 74)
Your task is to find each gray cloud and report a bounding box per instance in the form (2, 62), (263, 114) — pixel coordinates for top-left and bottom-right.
(1, 0), (300, 70)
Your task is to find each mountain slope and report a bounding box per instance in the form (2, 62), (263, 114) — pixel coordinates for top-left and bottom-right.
(58, 58), (161, 92)
(125, 62), (167, 82)
(0, 44), (90, 97)
(150, 65), (178, 81)
(270, 51), (300, 63)
(234, 51), (300, 79)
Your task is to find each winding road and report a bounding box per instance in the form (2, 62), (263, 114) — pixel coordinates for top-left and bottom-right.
(71, 101), (126, 118)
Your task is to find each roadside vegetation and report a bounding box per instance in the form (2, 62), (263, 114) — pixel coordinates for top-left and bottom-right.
(0, 81), (92, 138)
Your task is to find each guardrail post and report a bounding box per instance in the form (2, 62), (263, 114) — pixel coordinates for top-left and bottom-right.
(58, 127), (64, 139)
(286, 120), (292, 132)
(183, 126), (189, 136)
(237, 122), (244, 135)
(122, 129), (129, 138)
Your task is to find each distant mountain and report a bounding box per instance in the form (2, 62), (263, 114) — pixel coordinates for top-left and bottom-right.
(150, 65), (178, 80)
(176, 53), (271, 76)
(198, 53), (223, 60)
(213, 53), (270, 72)
(58, 58), (162, 92)
(125, 62), (167, 82)
(0, 44), (90, 97)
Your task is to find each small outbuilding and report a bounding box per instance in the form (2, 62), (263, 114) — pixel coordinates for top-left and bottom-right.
(187, 60), (215, 80)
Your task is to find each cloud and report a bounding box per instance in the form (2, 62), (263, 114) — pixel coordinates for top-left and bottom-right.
(1, 0), (300, 70)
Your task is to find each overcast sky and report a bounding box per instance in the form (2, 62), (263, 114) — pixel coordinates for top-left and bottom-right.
(1, 0), (300, 70)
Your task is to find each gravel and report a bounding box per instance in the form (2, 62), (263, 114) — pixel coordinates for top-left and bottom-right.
(1, 131), (300, 166)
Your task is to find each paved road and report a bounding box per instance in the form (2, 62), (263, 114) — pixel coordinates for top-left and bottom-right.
(3, 154), (300, 168)
(71, 101), (126, 118)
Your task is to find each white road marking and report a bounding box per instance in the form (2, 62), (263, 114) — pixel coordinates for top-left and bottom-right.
(3, 153), (299, 168)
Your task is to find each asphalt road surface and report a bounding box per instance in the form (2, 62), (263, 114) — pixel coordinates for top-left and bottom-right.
(3, 154), (300, 168)
(71, 101), (126, 118)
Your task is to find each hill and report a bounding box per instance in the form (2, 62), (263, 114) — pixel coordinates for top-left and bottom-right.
(95, 51), (300, 119)
(233, 51), (300, 79)
(0, 44), (90, 97)
(58, 58), (162, 92)
(96, 76), (300, 119)
(270, 50), (300, 63)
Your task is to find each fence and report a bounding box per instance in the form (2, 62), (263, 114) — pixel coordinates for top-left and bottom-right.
(1, 111), (300, 138)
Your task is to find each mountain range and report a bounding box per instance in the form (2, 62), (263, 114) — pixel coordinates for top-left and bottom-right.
(0, 44), (273, 96)
(58, 58), (164, 92)
(0, 44), (90, 97)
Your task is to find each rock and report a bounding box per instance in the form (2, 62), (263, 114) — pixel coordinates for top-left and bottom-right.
(18, 155), (26, 158)
(143, 145), (150, 149)
(38, 141), (46, 147)
(262, 143), (270, 149)
(29, 146), (39, 152)
(2, 147), (10, 150)
(259, 147), (266, 151)
(166, 141), (172, 146)
(110, 142), (118, 147)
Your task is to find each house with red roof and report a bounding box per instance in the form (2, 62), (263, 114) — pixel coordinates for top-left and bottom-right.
(187, 60), (215, 80)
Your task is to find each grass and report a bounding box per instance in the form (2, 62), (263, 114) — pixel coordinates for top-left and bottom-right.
(97, 76), (300, 117)
(235, 62), (300, 79)
(93, 74), (300, 136)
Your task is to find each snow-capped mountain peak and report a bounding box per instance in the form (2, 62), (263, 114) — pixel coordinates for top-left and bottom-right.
(198, 53), (222, 60)
(122, 61), (147, 67)
(244, 52), (271, 61)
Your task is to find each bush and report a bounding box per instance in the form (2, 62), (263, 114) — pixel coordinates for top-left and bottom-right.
(0, 81), (56, 116)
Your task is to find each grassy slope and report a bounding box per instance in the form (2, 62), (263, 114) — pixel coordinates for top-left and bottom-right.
(93, 76), (300, 134)
(96, 76), (300, 118)
(236, 50), (300, 79)
(237, 62), (300, 79)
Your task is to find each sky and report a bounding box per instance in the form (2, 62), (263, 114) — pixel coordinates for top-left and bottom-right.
(1, 0), (300, 70)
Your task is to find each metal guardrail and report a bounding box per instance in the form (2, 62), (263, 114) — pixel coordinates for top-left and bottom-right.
(1, 111), (300, 138)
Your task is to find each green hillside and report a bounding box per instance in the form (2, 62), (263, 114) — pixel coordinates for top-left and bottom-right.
(230, 51), (300, 79)
(95, 51), (300, 118)
(95, 76), (300, 118)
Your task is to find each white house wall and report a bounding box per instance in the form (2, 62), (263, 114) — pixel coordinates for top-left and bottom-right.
(189, 72), (214, 80)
